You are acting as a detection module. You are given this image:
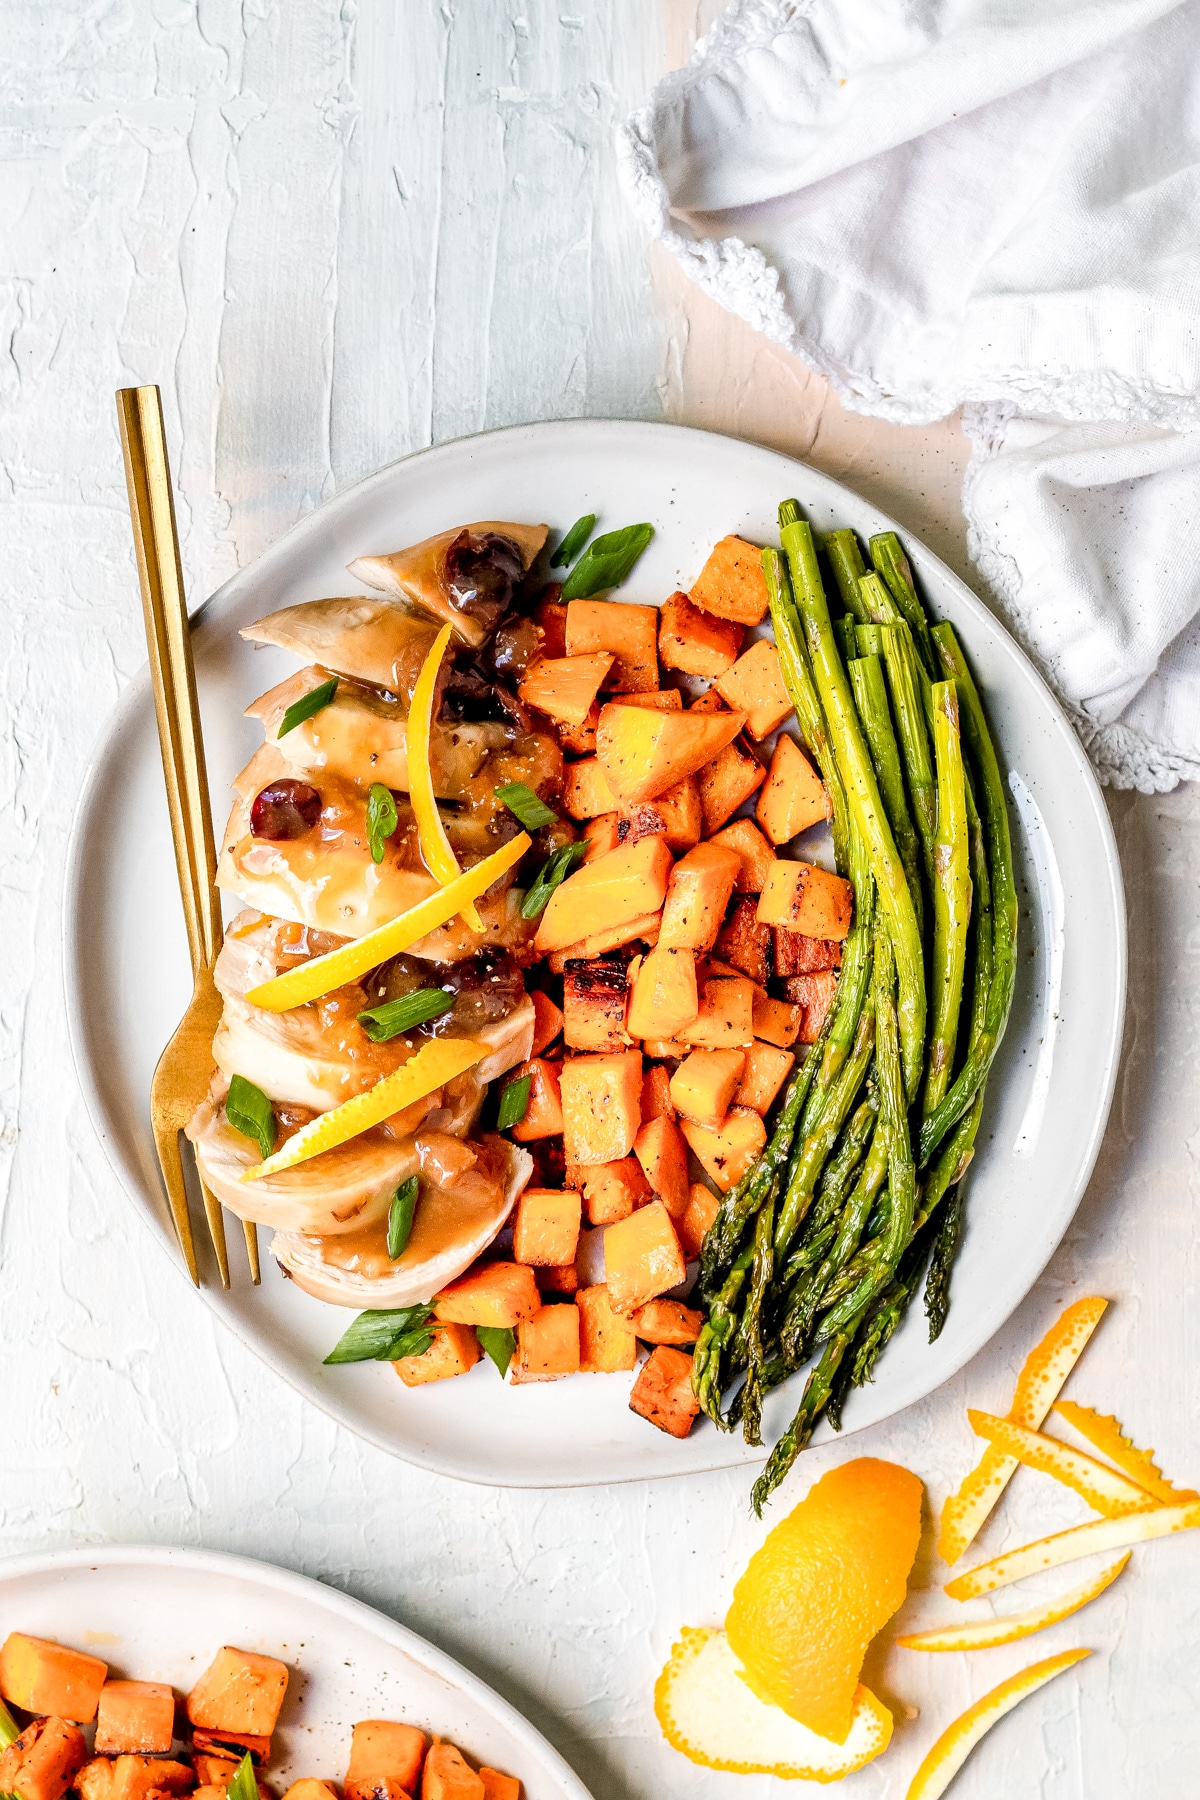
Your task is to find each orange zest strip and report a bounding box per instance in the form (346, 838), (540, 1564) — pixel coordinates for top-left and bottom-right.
(897, 1553), (1128, 1652)
(1053, 1402), (1199, 1505)
(408, 622), (484, 933)
(938, 1297), (1108, 1565)
(244, 831), (531, 1012)
(946, 1501), (1200, 1600)
(906, 1650), (1090, 1799)
(240, 1038), (487, 1180)
(967, 1412), (1161, 1519)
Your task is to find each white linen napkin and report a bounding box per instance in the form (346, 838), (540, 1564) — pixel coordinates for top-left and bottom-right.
(618, 0), (1200, 790)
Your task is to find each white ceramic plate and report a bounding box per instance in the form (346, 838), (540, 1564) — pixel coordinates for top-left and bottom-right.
(65, 419), (1126, 1487)
(0, 1546), (591, 1800)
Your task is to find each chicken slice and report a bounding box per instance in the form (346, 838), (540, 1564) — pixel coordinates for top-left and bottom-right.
(242, 597), (438, 701)
(349, 521), (548, 649)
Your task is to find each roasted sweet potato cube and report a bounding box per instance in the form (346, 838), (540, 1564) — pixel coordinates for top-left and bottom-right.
(0, 1636), (108, 1723)
(640, 1062), (676, 1122)
(773, 929), (843, 975)
(576, 1283), (638, 1372)
(633, 1113), (690, 1218)
(562, 757), (620, 820)
(615, 688), (683, 711)
(681, 1107), (767, 1193)
(534, 836), (672, 955)
(689, 536), (769, 627)
(95, 1683), (176, 1756)
(282, 1783), (339, 1800)
(625, 946), (698, 1042)
(757, 860), (854, 939)
(347, 1718), (426, 1800)
(756, 734), (829, 844)
(518, 652), (613, 728)
(478, 1772), (520, 1800)
(578, 1156), (650, 1225)
(629, 1298), (704, 1344)
(513, 1187), (582, 1266)
(678, 1181), (720, 1260)
(511, 1304), (581, 1382)
(708, 818), (776, 893)
(191, 1729), (270, 1762)
(674, 977), (755, 1049)
(557, 702), (599, 754)
(629, 1345), (701, 1438)
(603, 1201), (687, 1315)
(784, 969), (840, 1043)
(529, 989), (563, 1057)
(187, 1649), (288, 1738)
(534, 1262), (580, 1296)
(596, 704), (746, 806)
(393, 1322), (482, 1387)
(751, 991), (804, 1049)
(688, 687), (728, 713)
(559, 1049), (642, 1163)
(715, 638), (793, 739)
(735, 1041), (795, 1115)
(657, 591), (743, 678)
(192, 1757), (239, 1789)
(534, 596), (568, 659)
(507, 1058), (564, 1142)
(565, 598), (659, 693)
(76, 1757), (194, 1800)
(697, 736), (766, 834)
(582, 812), (621, 862)
(658, 842), (741, 952)
(668, 1048), (745, 1128)
(433, 1262), (541, 1328)
(0, 1720), (87, 1800)
(421, 1743), (484, 1800)
(546, 912), (661, 971)
(562, 956), (629, 1052)
(715, 897), (772, 984)
(618, 777), (702, 853)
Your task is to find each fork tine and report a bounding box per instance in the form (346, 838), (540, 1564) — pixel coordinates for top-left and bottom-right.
(199, 1175), (232, 1289)
(242, 1220), (262, 1284)
(150, 1119), (200, 1286)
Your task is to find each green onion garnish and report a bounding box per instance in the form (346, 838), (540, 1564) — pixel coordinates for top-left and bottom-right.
(519, 838), (587, 919)
(357, 987), (455, 1042)
(496, 781), (557, 831)
(476, 1325), (516, 1376)
(277, 676), (338, 739)
(323, 1304), (435, 1364)
(0, 1694), (20, 1750)
(551, 513), (596, 569)
(559, 522), (653, 601)
(227, 1755), (260, 1800)
(225, 1075), (276, 1161)
(387, 1176), (419, 1260)
(367, 782), (399, 863)
(496, 1073), (532, 1131)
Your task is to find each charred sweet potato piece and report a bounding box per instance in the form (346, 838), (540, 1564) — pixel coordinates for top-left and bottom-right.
(559, 1049), (642, 1164)
(674, 977), (755, 1050)
(582, 812), (620, 862)
(534, 836), (672, 955)
(529, 989), (563, 1057)
(578, 1155), (651, 1225)
(421, 1743), (485, 1800)
(757, 860), (854, 940)
(433, 1262), (541, 1328)
(565, 598), (659, 694)
(697, 737), (766, 834)
(0, 1719), (87, 1800)
(562, 956), (629, 1052)
(618, 777), (702, 853)
(478, 1772), (520, 1800)
(640, 1062), (676, 1122)
(596, 704), (746, 806)
(511, 1304), (581, 1382)
(76, 1756), (193, 1800)
(0, 1636), (108, 1723)
(668, 1048), (745, 1129)
(708, 818), (776, 893)
(519, 652), (613, 729)
(715, 898), (772, 985)
(657, 591), (742, 678)
(346, 1719), (426, 1800)
(735, 1040), (795, 1115)
(281, 1783), (339, 1800)
(624, 947), (698, 1042)
(689, 536), (770, 627)
(714, 638), (792, 739)
(678, 1181), (720, 1260)
(191, 1729), (270, 1761)
(533, 596), (567, 659)
(658, 842), (741, 953)
(187, 1649), (288, 1739)
(603, 1201), (687, 1315)
(783, 969), (840, 1043)
(688, 687), (728, 713)
(507, 1058), (564, 1142)
(545, 912), (661, 971)
(562, 757), (620, 820)
(513, 1188), (582, 1266)
(192, 1757), (239, 1789)
(393, 1322), (482, 1387)
(629, 1298), (704, 1344)
(96, 1683), (176, 1757)
(534, 1261), (579, 1296)
(756, 734), (829, 844)
(773, 929), (843, 976)
(576, 1283), (638, 1372)
(681, 1107), (767, 1194)
(556, 702), (599, 754)
(632, 1113), (690, 1218)
(751, 991), (804, 1049)
(629, 1345), (701, 1438)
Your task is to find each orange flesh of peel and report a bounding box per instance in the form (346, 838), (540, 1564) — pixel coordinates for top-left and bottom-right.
(897, 1553), (1128, 1652)
(1053, 1401), (1199, 1505)
(906, 1650), (1090, 1800)
(946, 1499), (1200, 1600)
(938, 1297), (1107, 1565)
(725, 1457), (923, 1744)
(967, 1411), (1161, 1518)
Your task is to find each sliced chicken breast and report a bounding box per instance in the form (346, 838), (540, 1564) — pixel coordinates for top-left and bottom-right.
(241, 597), (438, 700)
(349, 521), (548, 649)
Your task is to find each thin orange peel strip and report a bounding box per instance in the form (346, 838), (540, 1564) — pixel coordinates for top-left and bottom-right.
(408, 622), (483, 933)
(906, 1649), (1090, 1799)
(967, 1411), (1161, 1519)
(654, 1628), (892, 1782)
(239, 1037), (487, 1180)
(946, 1500), (1200, 1600)
(897, 1553), (1128, 1652)
(244, 830), (530, 1012)
(938, 1296), (1108, 1564)
(1053, 1401), (1199, 1505)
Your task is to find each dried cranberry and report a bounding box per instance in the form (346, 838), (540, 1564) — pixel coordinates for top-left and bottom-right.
(443, 530), (525, 632)
(490, 614), (542, 678)
(250, 779), (322, 840)
(438, 649), (529, 733)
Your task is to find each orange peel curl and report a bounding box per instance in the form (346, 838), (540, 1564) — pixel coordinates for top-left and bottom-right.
(906, 1649), (1090, 1799)
(967, 1411), (1161, 1518)
(946, 1499), (1200, 1600)
(1052, 1402), (1199, 1505)
(897, 1553), (1128, 1652)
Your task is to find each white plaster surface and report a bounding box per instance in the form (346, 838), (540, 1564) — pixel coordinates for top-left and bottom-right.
(2, 3), (1198, 1796)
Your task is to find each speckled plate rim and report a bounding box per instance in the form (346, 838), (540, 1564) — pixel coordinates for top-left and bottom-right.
(64, 417), (1127, 1487)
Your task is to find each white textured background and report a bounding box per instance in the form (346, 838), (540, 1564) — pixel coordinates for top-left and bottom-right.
(3, 4), (1199, 1796)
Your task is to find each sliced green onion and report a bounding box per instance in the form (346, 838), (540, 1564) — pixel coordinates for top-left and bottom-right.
(519, 838), (586, 919)
(497, 1074), (532, 1131)
(357, 987), (455, 1042)
(227, 1756), (260, 1800)
(367, 782), (399, 863)
(387, 1176), (419, 1259)
(476, 1325), (516, 1376)
(323, 1304), (435, 1364)
(496, 781), (558, 831)
(551, 513), (596, 569)
(278, 676), (338, 739)
(225, 1074), (276, 1161)
(0, 1694), (20, 1750)
(560, 522), (653, 601)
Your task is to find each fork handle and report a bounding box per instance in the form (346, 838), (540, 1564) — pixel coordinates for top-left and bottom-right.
(117, 386), (221, 975)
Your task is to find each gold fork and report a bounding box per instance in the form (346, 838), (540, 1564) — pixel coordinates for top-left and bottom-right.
(117, 384), (260, 1288)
